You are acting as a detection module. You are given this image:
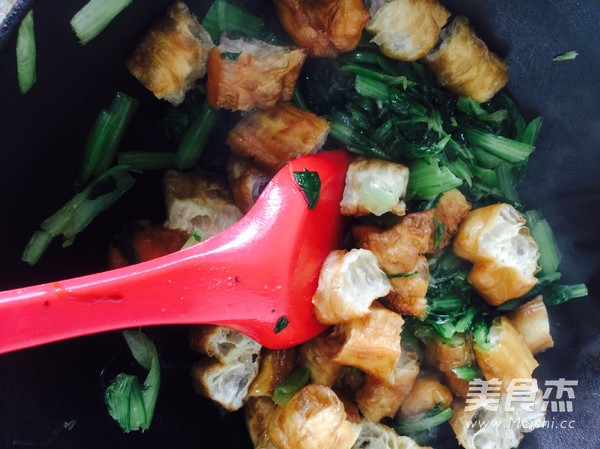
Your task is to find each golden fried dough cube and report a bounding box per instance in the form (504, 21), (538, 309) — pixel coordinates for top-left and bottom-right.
(313, 249), (391, 325)
(474, 317), (538, 388)
(299, 331), (344, 387)
(331, 303), (403, 382)
(427, 189), (472, 254)
(246, 396), (278, 449)
(353, 420), (431, 449)
(353, 212), (432, 318)
(273, 0), (369, 57)
(126, 2), (213, 105)
(226, 102), (329, 171)
(268, 385), (359, 449)
(340, 157), (409, 217)
(454, 203), (540, 305)
(450, 392), (545, 449)
(424, 16), (508, 102)
(356, 346), (420, 421)
(206, 35), (306, 111)
(424, 334), (475, 398)
(226, 155), (273, 213)
(189, 325), (262, 364)
(367, 0), (450, 61)
(508, 296), (554, 355)
(399, 372), (453, 418)
(191, 357), (260, 411)
(248, 348), (297, 397)
(163, 169), (243, 238)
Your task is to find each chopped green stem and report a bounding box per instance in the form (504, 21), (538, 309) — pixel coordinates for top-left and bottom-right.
(272, 367), (311, 405)
(520, 117), (543, 145)
(542, 283), (588, 306)
(456, 97), (507, 123)
(525, 210), (561, 275)
(465, 127), (535, 163)
(174, 103), (220, 170)
(292, 88), (308, 110)
(95, 92), (138, 175)
(22, 166), (135, 264)
(70, 0), (133, 45)
(472, 320), (492, 352)
(342, 64), (415, 89)
(452, 365), (483, 381)
(77, 92), (138, 188)
(118, 152), (175, 171)
(16, 10), (36, 94)
(354, 75), (390, 101)
(202, 0), (262, 42)
(395, 407), (452, 434)
(454, 306), (478, 333)
(407, 158), (463, 199)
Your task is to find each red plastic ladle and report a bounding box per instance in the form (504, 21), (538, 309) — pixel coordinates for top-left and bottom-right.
(0, 150), (352, 354)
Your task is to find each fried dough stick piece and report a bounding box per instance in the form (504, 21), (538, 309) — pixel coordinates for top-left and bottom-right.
(206, 35), (306, 111)
(367, 0), (450, 61)
(273, 0), (369, 57)
(126, 2), (213, 105)
(268, 385), (359, 449)
(226, 102), (329, 171)
(424, 16), (508, 102)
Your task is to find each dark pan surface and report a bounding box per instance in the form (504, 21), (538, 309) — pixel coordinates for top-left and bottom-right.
(0, 1), (599, 448)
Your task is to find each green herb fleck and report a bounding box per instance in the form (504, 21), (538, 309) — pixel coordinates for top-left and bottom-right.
(451, 365), (483, 381)
(272, 367), (310, 405)
(221, 51), (241, 61)
(293, 169), (321, 210)
(387, 271), (418, 279)
(553, 50), (578, 61)
(274, 316), (289, 334)
(433, 218), (446, 250)
(104, 330), (160, 433)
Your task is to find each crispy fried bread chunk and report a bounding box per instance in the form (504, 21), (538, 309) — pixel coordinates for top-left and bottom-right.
(340, 157), (409, 217)
(331, 303), (403, 382)
(356, 346), (420, 421)
(273, 0), (369, 57)
(189, 325), (262, 364)
(248, 348), (297, 397)
(367, 0), (450, 61)
(206, 35), (306, 111)
(474, 317), (538, 388)
(399, 372), (453, 418)
(424, 16), (508, 102)
(226, 156), (273, 213)
(268, 384), (359, 449)
(226, 102), (329, 171)
(508, 296), (554, 355)
(246, 397), (278, 449)
(163, 169), (243, 238)
(299, 331), (344, 387)
(450, 392), (545, 449)
(454, 203), (539, 305)
(424, 333), (475, 398)
(352, 420), (431, 449)
(126, 2), (213, 105)
(313, 249), (391, 325)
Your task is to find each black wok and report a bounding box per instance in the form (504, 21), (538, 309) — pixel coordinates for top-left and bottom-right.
(0, 1), (598, 448)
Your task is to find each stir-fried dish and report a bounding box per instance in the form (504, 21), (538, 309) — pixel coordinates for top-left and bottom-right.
(16, 1), (589, 448)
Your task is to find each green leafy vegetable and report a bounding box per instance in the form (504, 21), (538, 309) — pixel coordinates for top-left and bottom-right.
(452, 365), (483, 381)
(221, 51), (241, 61)
(70, 0), (133, 45)
(293, 169), (321, 209)
(553, 50), (578, 61)
(395, 405), (452, 435)
(202, 0), (262, 42)
(274, 316), (289, 334)
(174, 103), (220, 170)
(272, 367), (310, 405)
(77, 92), (138, 188)
(16, 10), (36, 94)
(22, 166), (135, 265)
(117, 152), (175, 171)
(387, 271), (418, 279)
(105, 330), (160, 433)
(525, 210), (562, 275)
